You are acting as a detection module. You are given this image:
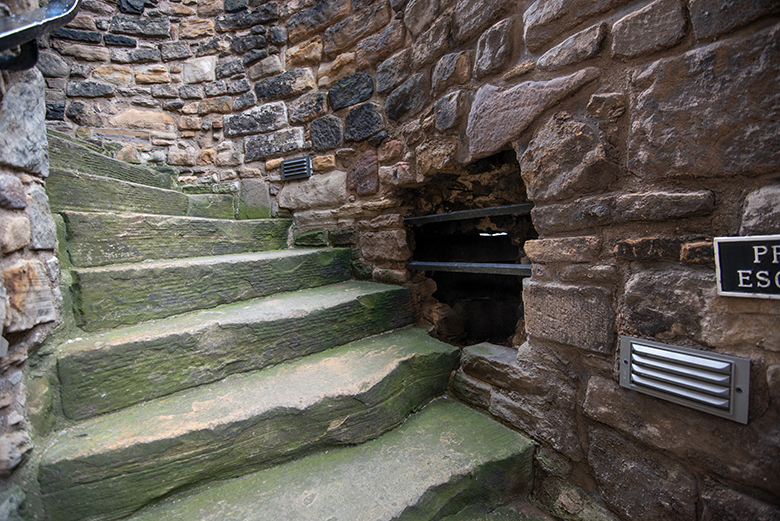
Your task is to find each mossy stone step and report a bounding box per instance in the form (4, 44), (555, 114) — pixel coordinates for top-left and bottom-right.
(60, 211), (292, 267)
(41, 327), (459, 521)
(48, 132), (175, 189)
(47, 169), (234, 219)
(126, 399), (534, 521)
(57, 281), (413, 419)
(70, 248), (352, 330)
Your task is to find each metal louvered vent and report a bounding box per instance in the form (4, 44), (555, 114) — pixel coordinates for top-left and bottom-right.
(619, 336), (750, 424)
(281, 156), (312, 181)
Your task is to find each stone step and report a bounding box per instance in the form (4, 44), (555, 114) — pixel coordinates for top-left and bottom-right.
(69, 248), (352, 331)
(41, 327), (460, 521)
(57, 281), (413, 420)
(47, 168), (234, 219)
(60, 211), (292, 268)
(125, 398), (535, 521)
(48, 131), (175, 189)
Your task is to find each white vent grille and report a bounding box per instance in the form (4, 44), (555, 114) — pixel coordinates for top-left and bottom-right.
(619, 336), (750, 424)
(281, 156), (312, 181)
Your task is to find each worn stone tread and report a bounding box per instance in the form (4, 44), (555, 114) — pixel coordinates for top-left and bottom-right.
(70, 248), (352, 330)
(48, 132), (175, 189)
(41, 327), (460, 521)
(126, 398), (534, 521)
(61, 211), (292, 267)
(58, 281), (414, 419)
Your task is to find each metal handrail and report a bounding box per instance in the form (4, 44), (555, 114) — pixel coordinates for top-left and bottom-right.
(0, 0), (81, 69)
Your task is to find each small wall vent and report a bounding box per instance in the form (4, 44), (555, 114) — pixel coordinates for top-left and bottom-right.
(281, 156), (312, 181)
(619, 336), (750, 424)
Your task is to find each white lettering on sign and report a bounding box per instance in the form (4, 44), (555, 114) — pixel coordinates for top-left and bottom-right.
(774, 245), (780, 264)
(753, 245), (767, 263)
(738, 270), (753, 288)
(733, 269), (780, 289)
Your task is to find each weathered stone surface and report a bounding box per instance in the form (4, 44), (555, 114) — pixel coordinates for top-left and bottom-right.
(267, 25), (286, 44)
(243, 48), (270, 68)
(524, 279), (614, 353)
(180, 19), (216, 39)
(329, 73), (374, 111)
(232, 92), (256, 111)
(583, 376), (780, 504)
(586, 92), (625, 120)
(110, 13), (171, 37)
(317, 53), (356, 88)
(0, 175), (27, 210)
(287, 0), (350, 43)
(520, 112), (617, 203)
(66, 81), (115, 98)
(66, 101), (103, 127)
(344, 102), (384, 142)
(385, 73), (427, 122)
(0, 433), (32, 476)
(46, 103), (66, 120)
(361, 229), (410, 262)
(224, 0), (247, 12)
(628, 25), (780, 179)
(588, 426), (697, 521)
(612, 0), (685, 59)
(55, 42), (110, 61)
(215, 59), (243, 79)
(355, 19), (406, 68)
(475, 17), (512, 78)
(37, 51), (69, 78)
(376, 49), (410, 94)
(453, 0), (507, 43)
(312, 154), (336, 171)
(278, 170), (347, 209)
(230, 34), (268, 54)
(196, 36), (231, 57)
(310, 115), (343, 150)
(67, 13), (98, 30)
(117, 0), (145, 15)
(289, 91), (328, 124)
(103, 34), (136, 47)
(537, 477), (619, 521)
(0, 214), (30, 253)
(323, 1), (391, 54)
(51, 27), (102, 43)
(467, 67), (600, 160)
(689, 0), (779, 41)
(182, 56), (216, 84)
(700, 481), (780, 521)
(741, 184), (780, 236)
(2, 260), (57, 332)
(197, 0), (223, 17)
(524, 236), (601, 263)
(347, 149), (378, 195)
(523, 0), (630, 52)
(247, 55), (282, 81)
(286, 36), (322, 67)
(415, 137), (459, 176)
(411, 13), (451, 68)
(379, 162), (420, 187)
(432, 51), (470, 96)
(245, 127), (306, 161)
(215, 6), (277, 32)
(255, 68), (315, 102)
(134, 65), (170, 84)
(538, 22), (606, 71)
(378, 139), (403, 163)
(108, 109), (174, 130)
(404, 0), (439, 37)
(179, 85), (204, 99)
(224, 101), (287, 137)
(614, 236), (681, 261)
(434, 89), (466, 131)
(109, 47), (160, 63)
(27, 184), (57, 250)
(92, 64), (133, 86)
(0, 70), (48, 176)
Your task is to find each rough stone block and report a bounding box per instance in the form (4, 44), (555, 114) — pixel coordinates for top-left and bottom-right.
(538, 22), (606, 71)
(700, 481), (780, 521)
(215, 6), (278, 32)
(523, 279), (615, 353)
(520, 112), (617, 203)
(586, 91), (625, 120)
(385, 73), (427, 122)
(108, 108), (174, 130)
(453, 0), (507, 43)
(323, 1), (391, 54)
(286, 36), (322, 67)
(404, 0), (439, 37)
(109, 47), (160, 64)
(254, 68), (315, 102)
(411, 13), (451, 68)
(347, 149), (378, 195)
(467, 67), (600, 161)
(0, 214), (31, 253)
(0, 175), (27, 210)
(286, 0), (350, 43)
(215, 59), (244, 79)
(289, 91), (328, 124)
(27, 185), (57, 250)
(110, 13), (171, 37)
(134, 65), (170, 84)
(740, 184), (780, 236)
(434, 89), (466, 131)
(317, 53), (356, 88)
(237, 178), (271, 219)
(224, 101), (287, 137)
(37, 52), (69, 78)
(92, 64), (134, 86)
(344, 102), (384, 142)
(689, 0), (779, 41)
(311, 114), (343, 150)
(247, 55), (282, 81)
(66, 81), (115, 98)
(524, 236), (601, 263)
(612, 0), (685, 59)
(277, 170), (347, 210)
(51, 27), (102, 43)
(355, 19), (406, 68)
(329, 73), (374, 111)
(523, 0), (630, 52)
(432, 51), (470, 95)
(182, 56), (216, 84)
(361, 229), (410, 262)
(103, 34), (136, 47)
(2, 260), (56, 332)
(231, 34), (268, 54)
(245, 127), (306, 161)
(628, 25), (780, 179)
(379, 162), (420, 187)
(376, 49), (411, 94)
(475, 17), (512, 78)
(614, 236), (682, 261)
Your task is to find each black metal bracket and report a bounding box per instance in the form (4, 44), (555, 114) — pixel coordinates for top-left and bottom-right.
(0, 39), (38, 70)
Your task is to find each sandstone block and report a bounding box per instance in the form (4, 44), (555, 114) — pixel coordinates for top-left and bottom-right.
(415, 137), (458, 176)
(612, 0), (685, 59)
(588, 426), (697, 521)
(255, 68), (315, 102)
(197, 150), (215, 165)
(312, 155), (336, 171)
(347, 149), (378, 195)
(245, 127), (306, 161)
(277, 170), (347, 210)
(197, 0), (223, 17)
(524, 236), (601, 263)
(411, 13), (451, 68)
(689, 0), (779, 41)
(247, 55), (282, 81)
(377, 139), (403, 163)
(178, 116), (202, 130)
(404, 0), (439, 37)
(27, 184), (57, 250)
(182, 56), (216, 84)
(110, 47), (160, 64)
(344, 102), (384, 142)
(286, 36), (323, 67)
(585, 91), (625, 120)
(37, 51), (69, 78)
(524, 279), (615, 353)
(432, 51), (470, 95)
(467, 67), (600, 160)
(379, 162), (420, 187)
(216, 151), (243, 166)
(134, 65), (171, 84)
(198, 97), (232, 115)
(109, 109), (174, 130)
(67, 13), (98, 30)
(168, 149), (197, 165)
(679, 241), (713, 265)
(224, 101), (287, 137)
(317, 53), (356, 88)
(614, 236), (682, 261)
(361, 229), (411, 262)
(475, 17), (512, 78)
(329, 72), (374, 111)
(0, 175), (27, 210)
(311, 115), (343, 150)
(538, 22), (606, 71)
(385, 73), (427, 122)
(323, 1), (391, 54)
(1, 214), (31, 253)
(628, 25), (780, 179)
(355, 19), (405, 69)
(740, 184), (780, 236)
(92, 64), (134, 85)
(523, 0), (630, 52)
(3, 260), (57, 332)
(453, 0), (507, 43)
(110, 13), (171, 37)
(376, 49), (411, 94)
(286, 0), (350, 43)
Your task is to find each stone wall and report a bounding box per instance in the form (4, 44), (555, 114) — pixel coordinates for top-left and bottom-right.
(0, 0), (61, 508)
(39, 0), (780, 519)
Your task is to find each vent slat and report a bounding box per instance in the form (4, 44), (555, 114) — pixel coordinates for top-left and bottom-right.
(632, 343), (731, 373)
(631, 364), (731, 397)
(281, 157), (312, 181)
(632, 353), (731, 385)
(631, 374), (731, 409)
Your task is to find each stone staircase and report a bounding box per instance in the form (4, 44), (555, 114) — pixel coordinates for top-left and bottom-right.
(37, 132), (537, 521)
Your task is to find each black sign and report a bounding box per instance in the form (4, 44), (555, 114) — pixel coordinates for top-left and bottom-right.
(715, 235), (780, 299)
